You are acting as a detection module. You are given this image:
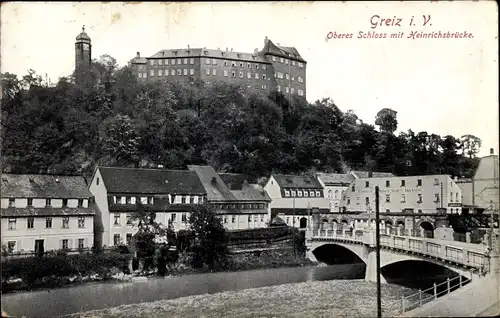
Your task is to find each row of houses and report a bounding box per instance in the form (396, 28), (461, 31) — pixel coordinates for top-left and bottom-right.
(1, 150), (498, 254)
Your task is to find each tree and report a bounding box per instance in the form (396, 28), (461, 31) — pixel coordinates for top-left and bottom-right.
(460, 134), (482, 158)
(99, 114), (141, 166)
(188, 204), (228, 270)
(375, 108), (398, 134)
(130, 203), (167, 272)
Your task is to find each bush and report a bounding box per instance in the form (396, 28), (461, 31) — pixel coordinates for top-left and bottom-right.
(1, 252), (132, 291)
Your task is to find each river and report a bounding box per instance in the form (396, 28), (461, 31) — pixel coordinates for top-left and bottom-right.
(1, 263), (416, 317)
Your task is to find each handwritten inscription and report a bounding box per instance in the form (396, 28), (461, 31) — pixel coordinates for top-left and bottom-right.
(325, 14), (474, 41)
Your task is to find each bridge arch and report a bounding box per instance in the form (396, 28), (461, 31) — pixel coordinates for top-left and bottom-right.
(310, 242), (367, 266)
(417, 218), (435, 230)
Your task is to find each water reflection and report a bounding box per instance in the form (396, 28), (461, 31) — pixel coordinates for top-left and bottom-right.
(2, 264), (366, 317)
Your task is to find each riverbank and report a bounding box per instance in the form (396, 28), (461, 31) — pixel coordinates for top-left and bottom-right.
(62, 279), (416, 318)
(1, 248), (316, 294)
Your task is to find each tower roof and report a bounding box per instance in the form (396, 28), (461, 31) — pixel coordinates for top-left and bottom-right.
(76, 25), (91, 42)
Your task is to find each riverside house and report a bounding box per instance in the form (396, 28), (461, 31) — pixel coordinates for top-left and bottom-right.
(188, 165), (272, 230)
(1, 174), (95, 255)
(88, 166), (207, 248)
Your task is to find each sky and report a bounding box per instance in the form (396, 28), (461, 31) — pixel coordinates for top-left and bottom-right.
(1, 1), (498, 156)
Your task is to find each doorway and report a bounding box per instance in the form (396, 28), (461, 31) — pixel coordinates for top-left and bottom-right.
(34, 239), (44, 257)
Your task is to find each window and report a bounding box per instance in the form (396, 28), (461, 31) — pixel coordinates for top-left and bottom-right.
(347, 198), (351, 205)
(148, 197), (154, 204)
(143, 73), (147, 78)
(351, 185), (355, 192)
(126, 196), (133, 204)
(285, 87), (289, 93)
(126, 234), (132, 245)
(78, 216), (85, 228)
(280, 58), (284, 63)
(212, 69), (216, 76)
(171, 70), (175, 75)
(27, 198), (33, 206)
(78, 199), (84, 207)
(434, 193), (440, 203)
(385, 194), (390, 203)
(298, 89), (304, 96)
(386, 209), (391, 213)
(177, 59), (181, 64)
(159, 60), (163, 66)
(223, 70), (229, 77)
(212, 59), (217, 65)
(291, 190), (296, 197)
(401, 194), (406, 203)
(183, 58), (188, 64)
(126, 214), (133, 225)
(310, 190), (315, 197)
(418, 209), (423, 213)
(292, 60), (296, 66)
(291, 88), (295, 94)
(417, 179), (422, 186)
(181, 196), (186, 204)
(171, 213), (177, 223)
(298, 62), (304, 67)
(455, 193), (459, 202)
(62, 217), (70, 229)
(239, 62), (243, 67)
(78, 238), (85, 249)
(231, 71), (236, 78)
(149, 70), (154, 77)
(46, 217), (52, 228)
(8, 218), (16, 230)
(247, 72), (251, 79)
(27, 217), (34, 229)
(297, 190), (303, 197)
(255, 64), (259, 69)
(277, 85), (281, 92)
(365, 197), (370, 205)
(114, 234), (121, 246)
(150, 60), (154, 66)
(114, 214), (120, 225)
(190, 58), (194, 64)
(184, 69), (188, 76)
(231, 61), (236, 67)
(7, 241), (16, 253)
(365, 181), (370, 188)
(182, 213), (187, 223)
(158, 70), (163, 76)
(450, 192), (453, 202)
(46, 198), (52, 206)
(8, 198), (15, 207)
(177, 69), (181, 75)
(254, 215), (258, 222)
(255, 73), (259, 79)
(239, 72), (244, 78)
(140, 197), (147, 204)
(417, 194), (423, 203)
(248, 215), (252, 222)
(223, 216), (228, 224)
(260, 215), (264, 223)
(262, 74), (267, 80)
(190, 69), (195, 75)
(401, 180), (406, 187)
(62, 239), (69, 250)
(138, 72), (142, 78)
(272, 56), (276, 62)
(286, 73), (289, 80)
(386, 180), (390, 187)
(232, 215), (236, 223)
(284, 190), (290, 197)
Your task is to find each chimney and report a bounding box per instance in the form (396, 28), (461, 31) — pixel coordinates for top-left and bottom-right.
(136, 52), (140, 57)
(264, 36), (269, 45)
(490, 148), (494, 155)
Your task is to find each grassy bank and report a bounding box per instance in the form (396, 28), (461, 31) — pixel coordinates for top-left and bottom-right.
(62, 280), (417, 318)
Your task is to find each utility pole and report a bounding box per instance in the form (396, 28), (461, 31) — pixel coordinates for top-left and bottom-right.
(375, 186), (382, 318)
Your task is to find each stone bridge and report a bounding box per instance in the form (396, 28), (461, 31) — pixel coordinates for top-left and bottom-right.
(305, 229), (492, 283)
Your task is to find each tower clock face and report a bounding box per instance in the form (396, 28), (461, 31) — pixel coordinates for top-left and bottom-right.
(83, 43), (90, 50)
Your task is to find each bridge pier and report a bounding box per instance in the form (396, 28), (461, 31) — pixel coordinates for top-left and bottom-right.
(364, 247), (387, 284)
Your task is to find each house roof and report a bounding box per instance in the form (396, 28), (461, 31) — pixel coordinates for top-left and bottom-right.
(316, 173), (355, 185)
(132, 48), (272, 64)
(0, 174), (91, 199)
(1, 207), (96, 217)
(272, 174), (323, 189)
(188, 165), (237, 202)
(97, 166), (206, 195)
(259, 38), (306, 63)
(350, 171), (395, 178)
(218, 173), (271, 202)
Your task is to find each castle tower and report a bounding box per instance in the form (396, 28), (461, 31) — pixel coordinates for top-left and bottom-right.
(75, 25), (92, 82)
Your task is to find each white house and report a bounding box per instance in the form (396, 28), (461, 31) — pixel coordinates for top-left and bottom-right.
(88, 166), (207, 248)
(264, 174), (328, 229)
(188, 165), (271, 230)
(316, 173), (355, 212)
(1, 174), (95, 254)
(472, 149), (499, 211)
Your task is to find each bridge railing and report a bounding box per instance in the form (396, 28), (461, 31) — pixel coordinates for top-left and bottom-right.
(387, 275), (472, 315)
(309, 229), (489, 270)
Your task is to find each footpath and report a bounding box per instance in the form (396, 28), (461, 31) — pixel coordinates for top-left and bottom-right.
(404, 272), (499, 317)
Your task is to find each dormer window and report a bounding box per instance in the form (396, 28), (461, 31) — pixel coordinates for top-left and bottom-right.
(297, 190), (303, 197)
(284, 190), (290, 197)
